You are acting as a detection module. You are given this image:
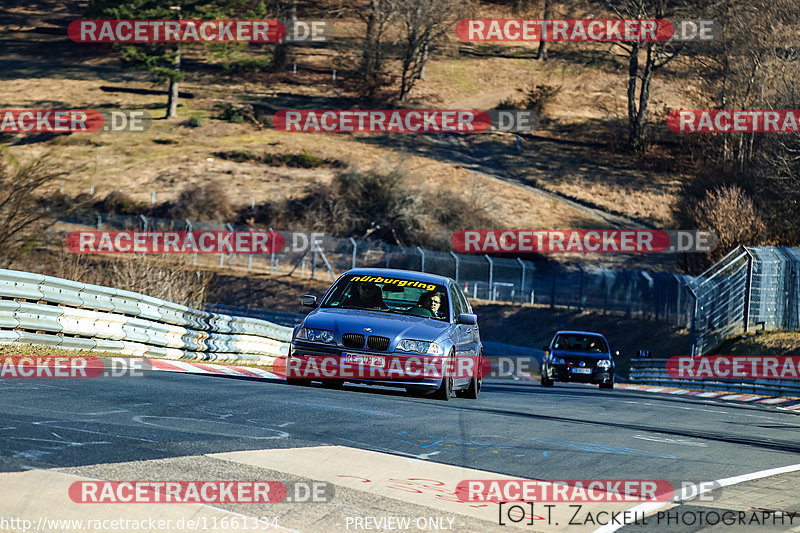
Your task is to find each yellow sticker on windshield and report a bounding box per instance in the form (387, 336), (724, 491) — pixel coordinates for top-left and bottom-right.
(350, 275), (436, 291)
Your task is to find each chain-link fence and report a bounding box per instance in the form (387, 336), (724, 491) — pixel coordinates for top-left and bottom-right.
(55, 213), (800, 356)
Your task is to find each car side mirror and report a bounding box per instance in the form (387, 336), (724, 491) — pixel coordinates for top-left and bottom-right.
(614, 350), (620, 357)
(301, 295), (317, 307)
(457, 313), (477, 325)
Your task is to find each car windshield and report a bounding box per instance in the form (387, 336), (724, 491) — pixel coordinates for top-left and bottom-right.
(553, 334), (608, 353)
(320, 274), (449, 321)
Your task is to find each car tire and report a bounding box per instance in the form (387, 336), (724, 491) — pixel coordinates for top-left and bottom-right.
(599, 381), (614, 390)
(456, 374), (481, 399)
(540, 368), (554, 387)
(433, 352), (455, 401)
(286, 378), (311, 387)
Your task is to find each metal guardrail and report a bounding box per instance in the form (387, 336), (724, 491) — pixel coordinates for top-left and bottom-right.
(628, 358), (800, 397)
(0, 269), (292, 364)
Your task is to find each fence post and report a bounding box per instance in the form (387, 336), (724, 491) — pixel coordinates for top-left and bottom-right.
(139, 214), (148, 233)
(517, 258), (526, 305)
(384, 243), (391, 268)
(689, 287), (699, 356)
(226, 223), (234, 266)
(350, 238), (357, 270)
(743, 247), (754, 332)
(185, 219), (196, 265)
(576, 264), (584, 311)
(96, 213), (102, 232)
(417, 246), (425, 272)
(311, 241), (317, 279)
(485, 255), (494, 302)
(269, 227), (275, 274)
(451, 251), (460, 284)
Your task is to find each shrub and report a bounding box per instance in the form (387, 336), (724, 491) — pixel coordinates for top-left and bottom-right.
(165, 181), (235, 222)
(690, 185), (767, 263)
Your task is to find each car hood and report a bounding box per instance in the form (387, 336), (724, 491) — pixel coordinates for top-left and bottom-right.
(303, 308), (451, 343)
(551, 350), (611, 360)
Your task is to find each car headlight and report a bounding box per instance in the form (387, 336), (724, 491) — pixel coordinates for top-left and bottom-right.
(597, 359), (612, 369)
(295, 328), (335, 344)
(397, 339), (443, 355)
(550, 356), (566, 365)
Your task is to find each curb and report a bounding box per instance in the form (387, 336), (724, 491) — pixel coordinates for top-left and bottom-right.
(147, 358), (285, 380)
(616, 383), (800, 411)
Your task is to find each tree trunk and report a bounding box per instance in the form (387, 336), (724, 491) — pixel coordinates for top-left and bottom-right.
(166, 78), (179, 119)
(537, 0), (551, 61)
(362, 3), (379, 83)
(626, 41), (640, 150)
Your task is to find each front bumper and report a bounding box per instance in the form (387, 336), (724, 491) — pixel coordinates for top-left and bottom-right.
(547, 365), (614, 384)
(288, 342), (446, 389)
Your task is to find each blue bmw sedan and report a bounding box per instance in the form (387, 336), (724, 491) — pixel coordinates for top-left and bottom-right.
(287, 268), (483, 400)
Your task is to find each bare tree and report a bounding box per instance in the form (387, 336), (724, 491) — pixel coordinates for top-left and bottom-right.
(397, 0), (465, 101)
(537, 0), (552, 61)
(587, 0), (701, 151)
(358, 0), (398, 91)
(0, 154), (68, 268)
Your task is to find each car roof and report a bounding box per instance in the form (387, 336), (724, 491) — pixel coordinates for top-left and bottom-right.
(554, 330), (607, 338)
(343, 268), (450, 286)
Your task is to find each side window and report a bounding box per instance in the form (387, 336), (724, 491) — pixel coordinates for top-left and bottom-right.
(456, 285), (471, 314)
(449, 285), (465, 320)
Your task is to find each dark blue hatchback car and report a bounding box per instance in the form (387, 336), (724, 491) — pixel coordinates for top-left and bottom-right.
(287, 268), (483, 400)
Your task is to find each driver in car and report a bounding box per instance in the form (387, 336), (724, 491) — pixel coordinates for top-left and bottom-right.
(417, 292), (445, 318)
(347, 282), (388, 309)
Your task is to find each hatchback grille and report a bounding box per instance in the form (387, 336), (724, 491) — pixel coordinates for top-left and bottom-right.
(367, 335), (390, 351)
(342, 333), (365, 348)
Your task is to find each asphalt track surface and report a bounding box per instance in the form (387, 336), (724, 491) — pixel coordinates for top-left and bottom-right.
(2, 371), (800, 532)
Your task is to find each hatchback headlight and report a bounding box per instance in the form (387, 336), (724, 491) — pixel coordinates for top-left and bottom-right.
(397, 339), (443, 355)
(550, 356), (566, 365)
(597, 359), (612, 369)
(295, 328), (335, 344)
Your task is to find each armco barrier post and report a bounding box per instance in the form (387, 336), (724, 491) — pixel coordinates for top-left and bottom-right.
(485, 255), (494, 302)
(350, 238), (357, 270)
(185, 219), (196, 265)
(418, 246), (425, 273)
(743, 247), (754, 332)
(384, 243), (391, 268)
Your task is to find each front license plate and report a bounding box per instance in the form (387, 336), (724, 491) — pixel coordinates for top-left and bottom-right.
(571, 368), (592, 374)
(344, 353), (385, 368)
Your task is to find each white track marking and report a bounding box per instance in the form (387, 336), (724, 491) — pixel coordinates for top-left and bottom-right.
(593, 462), (800, 533)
